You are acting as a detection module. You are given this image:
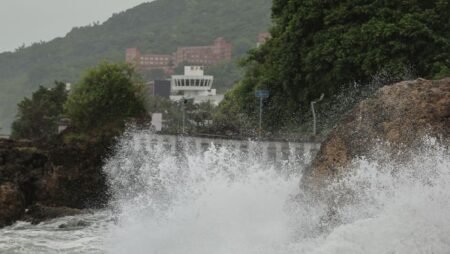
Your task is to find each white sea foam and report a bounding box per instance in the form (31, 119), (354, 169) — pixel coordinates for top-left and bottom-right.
(1, 130), (450, 254)
(104, 130), (450, 254)
(0, 212), (110, 254)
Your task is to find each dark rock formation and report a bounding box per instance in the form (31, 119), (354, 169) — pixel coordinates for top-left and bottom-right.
(24, 203), (83, 225)
(0, 137), (111, 227)
(306, 78), (450, 183)
(42, 140), (111, 208)
(0, 182), (26, 227)
(58, 219), (91, 229)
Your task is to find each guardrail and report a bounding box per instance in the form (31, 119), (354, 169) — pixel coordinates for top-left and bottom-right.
(148, 134), (321, 163)
(158, 132), (324, 143)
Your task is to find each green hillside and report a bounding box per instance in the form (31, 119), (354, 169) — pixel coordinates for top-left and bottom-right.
(0, 0), (272, 133)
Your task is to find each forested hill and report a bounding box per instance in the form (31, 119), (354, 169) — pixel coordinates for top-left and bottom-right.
(0, 0), (272, 133)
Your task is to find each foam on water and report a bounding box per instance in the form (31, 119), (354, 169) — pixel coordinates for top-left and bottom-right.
(1, 129), (450, 254)
(0, 212), (110, 254)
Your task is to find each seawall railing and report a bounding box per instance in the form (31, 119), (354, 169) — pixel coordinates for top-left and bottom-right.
(147, 134), (321, 164)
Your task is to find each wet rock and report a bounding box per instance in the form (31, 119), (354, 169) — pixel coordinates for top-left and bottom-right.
(58, 219), (91, 229)
(0, 137), (111, 227)
(24, 203), (83, 225)
(0, 182), (26, 227)
(43, 140), (110, 209)
(306, 78), (450, 184)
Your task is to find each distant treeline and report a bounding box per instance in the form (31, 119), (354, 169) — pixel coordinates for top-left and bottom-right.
(0, 0), (272, 133)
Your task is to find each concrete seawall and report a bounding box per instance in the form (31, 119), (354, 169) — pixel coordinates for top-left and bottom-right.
(145, 134), (321, 164)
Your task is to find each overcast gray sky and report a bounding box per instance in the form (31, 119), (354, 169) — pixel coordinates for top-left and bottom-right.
(0, 0), (152, 53)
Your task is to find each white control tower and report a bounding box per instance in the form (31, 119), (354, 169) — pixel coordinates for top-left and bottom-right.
(170, 66), (223, 105)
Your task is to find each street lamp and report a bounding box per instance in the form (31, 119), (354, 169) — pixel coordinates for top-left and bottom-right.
(255, 90), (269, 138)
(181, 97), (193, 135)
(311, 93), (324, 136)
(181, 98), (188, 134)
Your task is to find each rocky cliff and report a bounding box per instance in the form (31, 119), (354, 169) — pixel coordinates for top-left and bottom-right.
(306, 78), (450, 183)
(0, 138), (110, 227)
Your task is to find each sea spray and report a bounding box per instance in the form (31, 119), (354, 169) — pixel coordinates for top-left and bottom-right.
(2, 130), (450, 253)
(104, 130), (450, 254)
(104, 129), (307, 254)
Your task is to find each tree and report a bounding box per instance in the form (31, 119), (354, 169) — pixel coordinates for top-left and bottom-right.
(221, 0), (450, 131)
(145, 95), (183, 133)
(0, 0), (272, 135)
(189, 101), (214, 129)
(65, 63), (147, 132)
(141, 68), (166, 81)
(206, 60), (244, 93)
(11, 82), (67, 140)
(213, 81), (258, 135)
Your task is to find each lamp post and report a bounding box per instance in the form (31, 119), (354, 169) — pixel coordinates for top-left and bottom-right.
(259, 96), (263, 130)
(181, 97), (193, 135)
(182, 101), (186, 134)
(311, 93), (324, 136)
(255, 90), (269, 138)
(178, 98), (186, 135)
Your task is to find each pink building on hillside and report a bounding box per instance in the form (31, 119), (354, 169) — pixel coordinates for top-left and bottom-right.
(175, 37), (232, 66)
(125, 37), (232, 70)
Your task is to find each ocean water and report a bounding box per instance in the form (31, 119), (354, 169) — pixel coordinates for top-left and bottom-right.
(1, 130), (450, 254)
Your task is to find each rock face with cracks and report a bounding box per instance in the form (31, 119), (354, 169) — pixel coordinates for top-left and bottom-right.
(0, 138), (109, 227)
(306, 78), (450, 184)
(0, 182), (26, 227)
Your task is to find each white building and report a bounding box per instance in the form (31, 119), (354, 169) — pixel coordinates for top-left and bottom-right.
(170, 66), (224, 105)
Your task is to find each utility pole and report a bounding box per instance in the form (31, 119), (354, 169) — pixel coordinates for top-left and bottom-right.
(255, 90), (269, 138)
(238, 113), (244, 137)
(311, 93), (324, 136)
(259, 97), (263, 130)
(182, 104), (185, 134)
(182, 98), (186, 135)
